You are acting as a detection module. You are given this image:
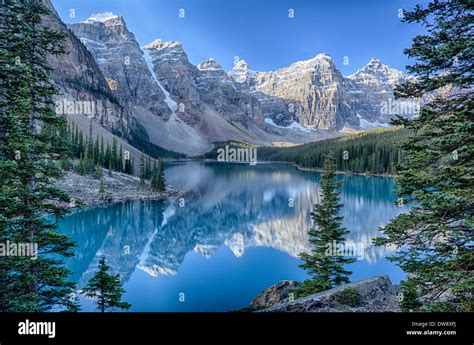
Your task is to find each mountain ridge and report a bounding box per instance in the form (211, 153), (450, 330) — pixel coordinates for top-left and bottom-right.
(56, 9), (417, 156)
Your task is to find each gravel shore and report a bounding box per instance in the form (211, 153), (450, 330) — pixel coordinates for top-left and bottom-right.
(55, 170), (178, 208)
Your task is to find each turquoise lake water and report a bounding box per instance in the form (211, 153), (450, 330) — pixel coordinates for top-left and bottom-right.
(59, 161), (408, 311)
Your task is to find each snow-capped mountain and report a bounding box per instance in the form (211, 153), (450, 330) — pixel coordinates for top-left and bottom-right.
(53, 8), (416, 155)
(230, 53), (360, 130)
(229, 55), (416, 131)
(68, 13), (172, 120)
(346, 58), (410, 124)
(43, 3), (128, 136)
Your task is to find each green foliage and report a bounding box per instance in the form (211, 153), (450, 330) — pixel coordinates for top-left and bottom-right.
(399, 279), (422, 312)
(156, 159), (166, 192)
(0, 0), (77, 311)
(145, 156), (151, 180)
(293, 155), (356, 298)
(376, 0), (473, 311)
(124, 156), (134, 175)
(139, 153), (145, 186)
(151, 160), (157, 190)
(99, 177), (105, 194)
(202, 140), (256, 159)
(151, 158), (166, 192)
(63, 121), (132, 177)
(82, 256), (131, 312)
(258, 127), (411, 175)
(335, 288), (361, 307)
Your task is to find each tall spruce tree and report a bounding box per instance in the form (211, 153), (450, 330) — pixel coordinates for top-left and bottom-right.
(156, 158), (166, 192)
(124, 155), (133, 175)
(294, 154), (355, 298)
(375, 0), (473, 311)
(0, 0), (77, 311)
(145, 156), (151, 180)
(139, 153), (145, 186)
(151, 160), (158, 191)
(82, 256), (131, 312)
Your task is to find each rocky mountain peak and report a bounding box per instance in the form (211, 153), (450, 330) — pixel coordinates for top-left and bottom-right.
(234, 59), (249, 69)
(197, 58), (223, 71)
(312, 52), (334, 62)
(144, 39), (183, 51)
(69, 13), (172, 120)
(367, 57), (382, 66)
(292, 53), (335, 70)
(349, 57), (405, 85)
(143, 39), (189, 66)
(82, 12), (124, 26)
(229, 59), (257, 84)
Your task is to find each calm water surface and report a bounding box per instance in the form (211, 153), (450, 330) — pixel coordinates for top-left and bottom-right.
(59, 161), (408, 311)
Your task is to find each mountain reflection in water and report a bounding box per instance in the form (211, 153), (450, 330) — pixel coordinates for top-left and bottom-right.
(59, 161), (408, 311)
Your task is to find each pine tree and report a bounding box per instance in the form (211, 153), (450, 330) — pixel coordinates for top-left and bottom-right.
(0, 0), (77, 311)
(117, 144), (123, 172)
(151, 160), (157, 190)
(78, 131), (84, 157)
(99, 137), (105, 166)
(399, 278), (422, 312)
(104, 142), (111, 168)
(145, 156), (151, 180)
(375, 0), (473, 311)
(82, 256), (131, 312)
(111, 137), (118, 170)
(294, 154), (355, 298)
(87, 119), (93, 159)
(94, 135), (100, 165)
(139, 153), (145, 186)
(156, 158), (166, 192)
(99, 177), (105, 194)
(124, 155), (133, 175)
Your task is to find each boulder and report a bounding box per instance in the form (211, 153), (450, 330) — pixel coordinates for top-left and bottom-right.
(259, 276), (400, 312)
(250, 280), (299, 309)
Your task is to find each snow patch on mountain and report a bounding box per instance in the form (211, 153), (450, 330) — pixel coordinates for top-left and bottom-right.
(83, 12), (119, 24)
(265, 118), (315, 133)
(143, 39), (182, 51)
(142, 48), (178, 112)
(357, 115), (390, 129)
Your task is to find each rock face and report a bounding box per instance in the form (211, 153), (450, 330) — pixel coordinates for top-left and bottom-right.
(346, 58), (410, 126)
(229, 56), (416, 131)
(250, 280), (299, 309)
(43, 2), (128, 136)
(230, 60), (296, 127)
(259, 276), (400, 312)
(46, 6), (417, 155)
(235, 54), (360, 130)
(196, 58), (264, 127)
(140, 40), (265, 129)
(68, 13), (172, 120)
(68, 13), (269, 155)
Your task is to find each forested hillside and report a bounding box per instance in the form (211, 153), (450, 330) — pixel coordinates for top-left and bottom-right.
(258, 127), (411, 175)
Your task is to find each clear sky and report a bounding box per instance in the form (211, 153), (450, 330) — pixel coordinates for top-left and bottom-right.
(52, 0), (427, 75)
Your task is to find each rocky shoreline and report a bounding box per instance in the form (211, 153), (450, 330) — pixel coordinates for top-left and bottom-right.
(247, 276), (400, 312)
(55, 170), (178, 209)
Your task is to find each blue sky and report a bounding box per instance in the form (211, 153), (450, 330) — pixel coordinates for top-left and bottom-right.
(52, 0), (427, 75)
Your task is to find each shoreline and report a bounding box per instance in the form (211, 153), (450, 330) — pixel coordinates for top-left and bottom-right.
(169, 159), (397, 178)
(55, 170), (179, 210)
(292, 163), (396, 178)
